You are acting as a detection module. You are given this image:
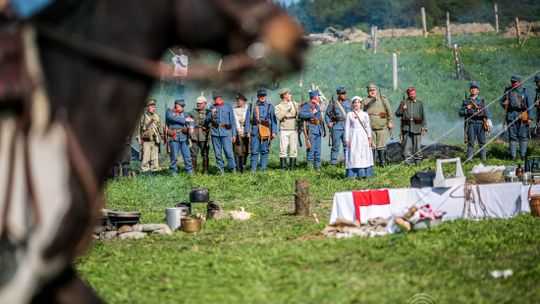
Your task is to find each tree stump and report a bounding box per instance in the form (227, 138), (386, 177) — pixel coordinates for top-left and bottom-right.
(294, 179), (310, 216)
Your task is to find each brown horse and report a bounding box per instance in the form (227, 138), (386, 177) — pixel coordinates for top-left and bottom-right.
(0, 0), (305, 302)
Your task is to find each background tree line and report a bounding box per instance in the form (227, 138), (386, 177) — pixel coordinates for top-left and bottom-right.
(285, 0), (540, 33)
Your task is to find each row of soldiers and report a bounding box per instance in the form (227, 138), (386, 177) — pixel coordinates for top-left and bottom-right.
(132, 74), (540, 175)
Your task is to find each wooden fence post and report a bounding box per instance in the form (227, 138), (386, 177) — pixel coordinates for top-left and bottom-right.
(494, 4), (499, 33)
(515, 17), (521, 44)
(392, 53), (398, 91)
(294, 179), (310, 216)
(453, 44), (462, 80)
(446, 12), (452, 48)
(421, 7), (428, 38)
(371, 25), (378, 54)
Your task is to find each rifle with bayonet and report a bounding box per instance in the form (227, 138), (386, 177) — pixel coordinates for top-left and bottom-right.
(463, 92), (469, 144)
(328, 94), (334, 146)
(301, 95), (311, 149)
(297, 95), (303, 147)
(164, 102), (170, 154)
(398, 93), (406, 144)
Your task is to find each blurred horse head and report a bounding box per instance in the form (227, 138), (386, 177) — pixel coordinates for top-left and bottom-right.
(0, 0), (305, 302)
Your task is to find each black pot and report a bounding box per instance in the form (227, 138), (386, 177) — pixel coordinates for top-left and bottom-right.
(189, 187), (209, 203)
(107, 210), (141, 228)
(174, 202), (192, 216)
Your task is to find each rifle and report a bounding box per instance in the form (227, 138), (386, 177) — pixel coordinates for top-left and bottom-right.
(297, 96), (304, 147)
(328, 95), (334, 146)
(164, 103), (170, 154)
(301, 96), (311, 149)
(398, 93), (406, 144)
(463, 92), (469, 144)
(535, 100), (540, 135)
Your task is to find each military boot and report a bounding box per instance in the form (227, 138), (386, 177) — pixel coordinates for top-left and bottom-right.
(372, 149), (378, 165)
(509, 141), (517, 161)
(382, 150), (388, 167)
(235, 156), (243, 173)
(122, 166), (129, 178)
(280, 157), (287, 170)
(377, 150), (385, 167)
(289, 158), (296, 170)
(203, 158), (209, 174)
(520, 141), (527, 161)
(192, 159), (197, 174)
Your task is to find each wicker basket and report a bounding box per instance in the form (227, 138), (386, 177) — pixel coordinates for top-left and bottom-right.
(473, 171), (503, 184)
(528, 184), (540, 217)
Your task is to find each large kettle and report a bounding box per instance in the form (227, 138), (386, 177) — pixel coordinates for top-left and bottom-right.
(189, 187), (209, 203)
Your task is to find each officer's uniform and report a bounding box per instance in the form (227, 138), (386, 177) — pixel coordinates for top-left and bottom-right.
(245, 88), (278, 171)
(204, 91), (237, 173)
(135, 99), (163, 174)
(458, 82), (491, 161)
(274, 88), (299, 169)
(500, 75), (532, 160)
(299, 90), (326, 170)
(363, 84), (393, 166)
(166, 99), (194, 174)
(233, 94), (249, 172)
(325, 86), (351, 165)
(395, 87), (426, 165)
(189, 96), (211, 174)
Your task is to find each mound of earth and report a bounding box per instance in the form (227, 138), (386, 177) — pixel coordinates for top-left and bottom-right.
(502, 21), (540, 38)
(386, 142), (465, 163)
(431, 23), (495, 35)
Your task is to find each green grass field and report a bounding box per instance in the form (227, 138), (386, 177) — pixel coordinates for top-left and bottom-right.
(76, 33), (540, 303)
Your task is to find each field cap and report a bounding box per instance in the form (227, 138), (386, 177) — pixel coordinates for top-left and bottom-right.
(469, 81), (480, 89)
(367, 83), (377, 90)
(146, 99), (156, 106)
(406, 87), (416, 94)
(336, 86), (347, 94)
(212, 90), (223, 99)
(309, 89), (319, 98)
(196, 96), (207, 103)
(534, 73), (540, 82)
(279, 88), (291, 96)
(174, 99), (185, 106)
(235, 93), (247, 101)
(257, 88), (267, 96)
(511, 75), (522, 82)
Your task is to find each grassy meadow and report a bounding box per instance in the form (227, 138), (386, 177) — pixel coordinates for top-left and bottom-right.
(77, 33), (540, 303)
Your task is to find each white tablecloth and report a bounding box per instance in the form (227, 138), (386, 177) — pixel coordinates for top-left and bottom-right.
(329, 183), (540, 224)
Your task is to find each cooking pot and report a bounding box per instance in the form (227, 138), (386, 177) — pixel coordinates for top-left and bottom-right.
(180, 216), (201, 233)
(189, 187), (209, 203)
(174, 202), (192, 216)
(107, 210), (141, 228)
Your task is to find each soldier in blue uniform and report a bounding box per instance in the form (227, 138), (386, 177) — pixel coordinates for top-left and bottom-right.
(500, 75), (532, 160)
(299, 89), (326, 171)
(534, 74), (540, 133)
(166, 99), (194, 174)
(459, 81), (491, 161)
(325, 86), (351, 165)
(205, 91), (237, 173)
(245, 88), (277, 171)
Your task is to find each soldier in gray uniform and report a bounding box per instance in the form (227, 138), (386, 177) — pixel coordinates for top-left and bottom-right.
(189, 95), (210, 174)
(395, 87), (427, 165)
(500, 75), (532, 160)
(459, 81), (491, 161)
(363, 84), (393, 167)
(135, 99), (163, 175)
(325, 86), (351, 166)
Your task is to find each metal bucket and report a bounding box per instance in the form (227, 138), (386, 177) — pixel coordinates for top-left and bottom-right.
(165, 208), (185, 231)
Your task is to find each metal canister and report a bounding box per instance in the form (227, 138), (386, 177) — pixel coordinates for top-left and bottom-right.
(165, 208), (184, 231)
(522, 172), (531, 185)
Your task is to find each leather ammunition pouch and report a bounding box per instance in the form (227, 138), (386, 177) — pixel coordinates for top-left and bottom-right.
(519, 111), (528, 122)
(212, 122), (231, 129)
(331, 116), (346, 122)
(309, 118), (323, 125)
(379, 112), (387, 119)
(413, 117), (422, 124)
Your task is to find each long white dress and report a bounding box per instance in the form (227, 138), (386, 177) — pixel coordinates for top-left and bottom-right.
(345, 110), (374, 169)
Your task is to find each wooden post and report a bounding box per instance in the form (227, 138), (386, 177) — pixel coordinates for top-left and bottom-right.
(392, 53), (398, 91)
(453, 44), (461, 80)
(421, 7), (428, 38)
(373, 25), (378, 54)
(494, 4), (499, 33)
(445, 12), (452, 48)
(515, 17), (521, 44)
(294, 179), (310, 216)
(217, 57), (223, 72)
(298, 68), (303, 87)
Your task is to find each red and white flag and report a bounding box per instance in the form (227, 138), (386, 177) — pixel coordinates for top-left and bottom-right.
(353, 189), (391, 224)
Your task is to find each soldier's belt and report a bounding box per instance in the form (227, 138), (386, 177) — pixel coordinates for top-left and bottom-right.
(330, 116), (346, 122)
(401, 118), (422, 125)
(249, 119), (270, 127)
(168, 128), (188, 135)
(284, 117), (296, 120)
(308, 118), (324, 125)
(369, 112), (387, 118)
(212, 122), (232, 129)
(195, 126), (208, 131)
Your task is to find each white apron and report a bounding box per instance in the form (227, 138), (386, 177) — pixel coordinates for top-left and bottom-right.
(345, 110), (374, 169)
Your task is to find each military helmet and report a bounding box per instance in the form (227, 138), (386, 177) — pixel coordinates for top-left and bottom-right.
(235, 93), (247, 101)
(256, 88), (267, 96)
(469, 81), (480, 89)
(309, 89), (319, 98)
(174, 99), (185, 106)
(511, 75), (522, 82)
(196, 96), (207, 103)
(336, 86), (347, 94)
(146, 99), (156, 106)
